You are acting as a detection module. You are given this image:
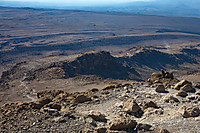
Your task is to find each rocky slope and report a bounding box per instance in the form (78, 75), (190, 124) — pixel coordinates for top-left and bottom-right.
(0, 71), (200, 132)
(0, 47), (200, 106)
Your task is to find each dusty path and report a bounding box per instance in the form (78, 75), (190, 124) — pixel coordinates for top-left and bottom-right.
(19, 75), (38, 102)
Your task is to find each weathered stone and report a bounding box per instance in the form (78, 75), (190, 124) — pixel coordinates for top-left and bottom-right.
(159, 129), (170, 133)
(176, 90), (188, 97)
(155, 85), (166, 93)
(123, 98), (141, 113)
(164, 94), (179, 103)
(178, 106), (200, 118)
(180, 84), (193, 92)
(174, 80), (192, 90)
(109, 117), (137, 130)
(88, 111), (106, 121)
(143, 101), (158, 109)
(71, 94), (92, 104)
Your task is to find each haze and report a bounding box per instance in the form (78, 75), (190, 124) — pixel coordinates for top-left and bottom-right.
(1, 0), (200, 17)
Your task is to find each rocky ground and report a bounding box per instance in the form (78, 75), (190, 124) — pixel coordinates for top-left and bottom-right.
(1, 70), (200, 133)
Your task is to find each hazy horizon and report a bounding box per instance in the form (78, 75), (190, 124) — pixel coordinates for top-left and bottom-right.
(0, 0), (200, 18)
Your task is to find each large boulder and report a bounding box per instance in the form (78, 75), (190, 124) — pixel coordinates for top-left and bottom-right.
(174, 80), (192, 90)
(178, 106), (200, 118)
(123, 98), (141, 113)
(155, 85), (166, 93)
(109, 117), (137, 130)
(180, 84), (194, 92)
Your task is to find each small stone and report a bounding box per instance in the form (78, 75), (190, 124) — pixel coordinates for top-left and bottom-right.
(159, 129), (170, 133)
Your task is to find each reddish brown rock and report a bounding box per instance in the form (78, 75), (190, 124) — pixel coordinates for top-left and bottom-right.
(88, 111), (106, 121)
(109, 117), (137, 130)
(174, 80), (192, 90)
(180, 84), (193, 92)
(178, 106), (200, 118)
(155, 85), (166, 93)
(71, 94), (92, 104)
(123, 98), (141, 113)
(176, 90), (188, 97)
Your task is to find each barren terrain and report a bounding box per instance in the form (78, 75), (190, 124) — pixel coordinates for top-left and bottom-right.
(1, 7), (200, 75)
(0, 7), (200, 133)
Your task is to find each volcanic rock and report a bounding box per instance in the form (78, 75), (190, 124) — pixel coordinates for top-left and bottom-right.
(143, 101), (158, 110)
(88, 111), (106, 121)
(174, 80), (192, 90)
(71, 94), (92, 104)
(123, 98), (141, 113)
(32, 97), (52, 109)
(178, 106), (200, 118)
(136, 123), (152, 131)
(164, 94), (179, 103)
(95, 127), (107, 133)
(180, 84), (194, 92)
(109, 117), (137, 130)
(155, 85), (166, 93)
(176, 90), (188, 97)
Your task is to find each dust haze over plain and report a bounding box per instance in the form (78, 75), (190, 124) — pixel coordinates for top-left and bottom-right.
(0, 0), (200, 17)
